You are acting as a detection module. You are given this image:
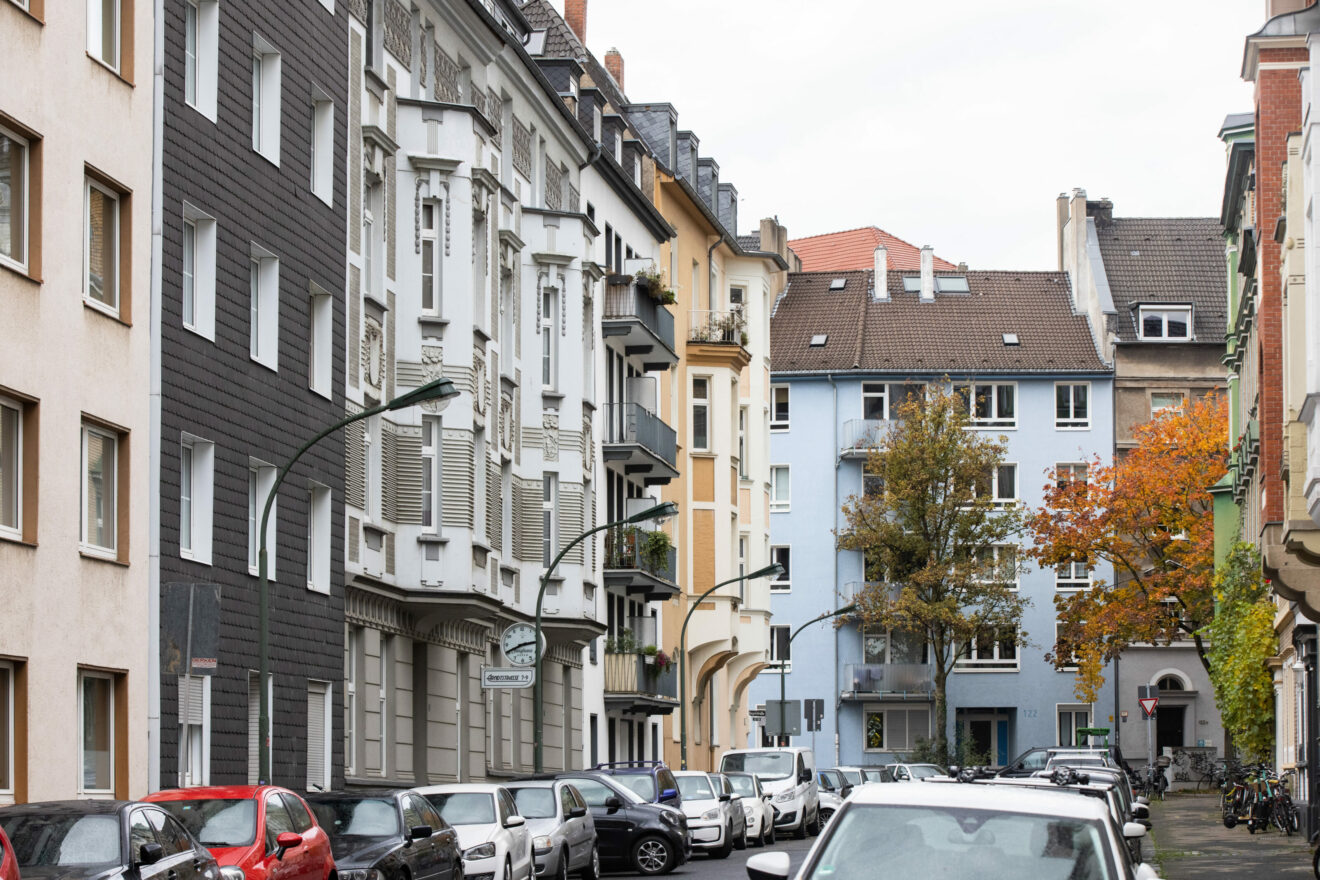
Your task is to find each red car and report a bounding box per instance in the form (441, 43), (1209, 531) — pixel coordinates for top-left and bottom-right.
(0, 826), (18, 880)
(144, 786), (333, 880)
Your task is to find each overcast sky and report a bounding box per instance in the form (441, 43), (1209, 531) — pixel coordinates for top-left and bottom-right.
(548, 0), (1265, 270)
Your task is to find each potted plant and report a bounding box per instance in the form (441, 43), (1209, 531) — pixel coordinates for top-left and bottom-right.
(653, 649), (674, 673)
(740, 329), (750, 347)
(640, 529), (674, 573)
(642, 644), (659, 665)
(634, 267), (677, 305)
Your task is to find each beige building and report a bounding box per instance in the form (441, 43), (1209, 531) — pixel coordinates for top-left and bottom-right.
(0, 0), (154, 800)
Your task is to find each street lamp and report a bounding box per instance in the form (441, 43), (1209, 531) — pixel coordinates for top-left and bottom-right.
(256, 377), (458, 784)
(773, 604), (856, 741)
(678, 562), (784, 770)
(533, 500), (679, 772)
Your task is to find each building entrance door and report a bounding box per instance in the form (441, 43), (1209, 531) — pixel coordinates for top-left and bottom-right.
(1156, 705), (1185, 753)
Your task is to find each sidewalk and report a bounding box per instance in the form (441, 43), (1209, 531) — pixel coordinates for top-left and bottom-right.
(1148, 792), (1312, 878)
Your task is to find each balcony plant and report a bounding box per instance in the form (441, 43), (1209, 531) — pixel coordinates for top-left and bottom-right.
(641, 645), (674, 674)
(640, 529), (674, 573)
(634, 266), (677, 305)
(605, 629), (640, 654)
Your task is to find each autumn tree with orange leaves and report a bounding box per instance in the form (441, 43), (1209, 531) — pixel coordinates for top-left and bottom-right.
(1026, 395), (1227, 701)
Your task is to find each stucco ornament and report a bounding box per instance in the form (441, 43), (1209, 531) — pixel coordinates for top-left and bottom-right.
(363, 318), (385, 391)
(473, 348), (488, 418)
(420, 345), (445, 413)
(582, 416), (593, 474)
(543, 412), (559, 461)
(500, 394), (514, 453)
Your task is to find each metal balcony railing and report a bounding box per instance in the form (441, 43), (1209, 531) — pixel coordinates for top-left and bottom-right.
(602, 402), (677, 468)
(603, 652), (678, 699)
(838, 581), (898, 603)
(840, 419), (886, 456)
(604, 283), (676, 351)
(604, 528), (677, 585)
(844, 663), (934, 696)
(688, 309), (747, 345)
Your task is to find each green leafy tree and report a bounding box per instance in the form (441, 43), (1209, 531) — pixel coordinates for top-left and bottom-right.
(1203, 544), (1276, 761)
(838, 386), (1029, 762)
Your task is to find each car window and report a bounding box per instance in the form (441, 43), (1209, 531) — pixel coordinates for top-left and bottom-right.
(281, 794), (315, 833)
(429, 792), (497, 826)
(159, 799), (257, 848)
(309, 798), (400, 838)
(499, 790), (519, 822)
(721, 752), (794, 780)
(675, 775), (714, 800)
(727, 775), (755, 798)
(401, 796), (427, 832)
(265, 796), (296, 851)
(1022, 750), (1049, 771)
(146, 809), (193, 856)
(512, 788), (557, 819)
(612, 774), (656, 801)
(568, 779), (615, 807)
(569, 786), (587, 810)
(657, 769), (677, 794)
(559, 786), (577, 817)
(412, 796), (446, 833)
(1, 813), (121, 868)
(838, 769), (862, 786)
(880, 768), (895, 783)
(130, 810), (158, 859)
(911, 766), (944, 780)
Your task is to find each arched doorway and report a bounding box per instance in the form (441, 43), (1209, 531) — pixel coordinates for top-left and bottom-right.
(1155, 675), (1187, 753)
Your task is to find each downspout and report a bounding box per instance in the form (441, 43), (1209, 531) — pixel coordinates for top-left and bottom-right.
(829, 372), (841, 766)
(148, 0), (166, 792)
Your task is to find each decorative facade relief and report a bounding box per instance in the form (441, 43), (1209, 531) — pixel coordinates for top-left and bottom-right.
(420, 345), (446, 414)
(582, 415), (593, 474)
(543, 411), (560, 462)
(473, 347), (488, 418)
(347, 0), (367, 23)
(500, 393), (514, 454)
(363, 317), (385, 394)
(384, 0), (412, 68)
(512, 117), (531, 179)
(434, 44), (460, 103)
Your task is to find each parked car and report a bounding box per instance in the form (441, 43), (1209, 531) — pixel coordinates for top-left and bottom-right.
(724, 773), (775, 847)
(503, 780), (597, 880)
(144, 785), (334, 880)
(671, 771), (740, 859)
(719, 747), (820, 839)
(859, 768), (887, 784)
(0, 826), (16, 880)
(830, 767), (865, 787)
(999, 744), (1131, 779)
(709, 775), (748, 849)
(0, 800), (221, 880)
(590, 762), (681, 807)
(549, 772), (688, 876)
(877, 763), (946, 782)
(304, 790), (460, 880)
(416, 785), (533, 880)
(813, 774), (846, 826)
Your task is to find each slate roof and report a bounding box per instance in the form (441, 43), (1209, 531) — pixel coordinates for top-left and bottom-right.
(770, 270), (1107, 375)
(737, 234), (762, 251)
(520, 0), (629, 110)
(788, 226), (957, 273)
(1093, 217), (1227, 343)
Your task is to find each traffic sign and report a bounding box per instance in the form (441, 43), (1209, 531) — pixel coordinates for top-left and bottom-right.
(1138, 697), (1158, 718)
(804, 699), (824, 732)
(482, 667), (535, 688)
(764, 700), (801, 736)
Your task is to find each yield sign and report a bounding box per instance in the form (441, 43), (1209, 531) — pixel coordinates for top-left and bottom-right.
(1139, 697), (1159, 718)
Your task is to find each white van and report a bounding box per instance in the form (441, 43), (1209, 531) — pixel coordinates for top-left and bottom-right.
(718, 747), (820, 838)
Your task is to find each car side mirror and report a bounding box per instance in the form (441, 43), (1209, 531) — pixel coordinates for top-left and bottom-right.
(139, 843), (165, 866)
(1132, 803), (1149, 819)
(761, 793), (772, 802)
(568, 806), (587, 819)
(275, 831), (303, 860)
(799, 769), (812, 784)
(1123, 822), (1147, 840)
(718, 793), (731, 802)
(840, 785), (853, 798)
(504, 815), (526, 828)
(1015, 762), (1025, 771)
(604, 796), (622, 812)
(746, 852), (791, 880)
(660, 788), (679, 803)
(408, 825), (432, 842)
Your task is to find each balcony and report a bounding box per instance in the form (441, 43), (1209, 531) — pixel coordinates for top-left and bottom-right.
(689, 309), (747, 346)
(603, 279), (678, 369)
(604, 527), (679, 600)
(603, 652), (679, 715)
(602, 402), (679, 483)
(838, 581), (899, 604)
(841, 663), (934, 701)
(840, 419), (886, 459)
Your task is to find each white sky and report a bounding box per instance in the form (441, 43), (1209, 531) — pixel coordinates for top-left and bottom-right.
(547, 0), (1264, 270)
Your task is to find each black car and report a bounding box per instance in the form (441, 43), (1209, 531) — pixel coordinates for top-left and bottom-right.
(549, 773), (688, 876)
(590, 762), (681, 808)
(0, 800), (221, 880)
(304, 790), (461, 880)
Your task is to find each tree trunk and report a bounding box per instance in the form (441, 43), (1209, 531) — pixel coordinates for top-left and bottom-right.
(1191, 630), (1212, 676)
(934, 665), (950, 764)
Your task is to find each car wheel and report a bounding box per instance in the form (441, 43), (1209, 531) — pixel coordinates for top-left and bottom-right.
(766, 820), (776, 846)
(579, 846), (600, 880)
(807, 808), (821, 836)
(710, 828), (733, 860)
(504, 859), (513, 880)
(734, 821), (747, 851)
(631, 836), (676, 875)
(555, 849), (569, 880)
(793, 816), (807, 840)
(819, 809), (833, 827)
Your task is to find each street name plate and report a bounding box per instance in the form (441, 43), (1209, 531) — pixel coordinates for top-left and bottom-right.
(482, 667), (535, 688)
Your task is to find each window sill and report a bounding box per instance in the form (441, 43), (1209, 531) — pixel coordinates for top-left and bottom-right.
(310, 384), (333, 402)
(0, 532), (35, 548)
(417, 533), (448, 545)
(364, 289), (389, 313)
(87, 52), (132, 87)
(312, 188), (333, 209)
(306, 582), (331, 595)
(185, 100), (218, 125)
(542, 389), (565, 402)
(4, 1), (43, 25)
(179, 551), (213, 567)
(418, 315), (448, 335)
(473, 324), (492, 344)
(0, 258), (39, 286)
(80, 548), (128, 567)
(183, 322), (215, 343)
(1055, 424), (1091, 431)
(252, 146), (280, 169)
(84, 297), (128, 326)
(249, 354), (279, 374)
(247, 566), (277, 582)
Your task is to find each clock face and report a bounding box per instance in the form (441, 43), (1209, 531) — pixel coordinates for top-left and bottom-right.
(501, 623), (540, 666)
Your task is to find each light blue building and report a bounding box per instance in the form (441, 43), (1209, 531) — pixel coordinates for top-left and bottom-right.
(749, 249), (1116, 767)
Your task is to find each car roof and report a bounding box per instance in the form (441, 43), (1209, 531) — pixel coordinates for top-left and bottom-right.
(0, 800), (135, 816)
(145, 785), (290, 801)
(414, 784), (504, 795)
(850, 779), (1111, 821)
(505, 779), (558, 789)
(672, 770), (713, 778)
(303, 790), (404, 801)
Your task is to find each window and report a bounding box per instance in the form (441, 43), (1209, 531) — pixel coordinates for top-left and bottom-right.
(1055, 383), (1090, 429)
(308, 286), (332, 397)
(1151, 391), (1185, 416)
(307, 483), (330, 593)
(184, 1), (198, 104)
(0, 660), (15, 796)
(1055, 462), (1088, 490)
(862, 630), (928, 665)
(249, 245), (279, 369)
(178, 205), (216, 339)
(79, 669), (120, 794)
(974, 463), (1017, 508)
(306, 681), (330, 790)
(87, 0), (122, 72)
(1156, 675), (1186, 692)
(247, 462), (276, 578)
(954, 382), (1016, 428)
(344, 627), (360, 776)
(692, 378), (709, 450)
(737, 406), (748, 478)
(177, 675), (210, 787)
(1057, 704), (1090, 747)
(0, 396), (22, 542)
(362, 184), (378, 299)
(421, 417), (440, 533)
(183, 0), (218, 119)
(363, 413), (380, 522)
(421, 201), (440, 314)
(770, 465), (790, 511)
(1138, 305), (1191, 340)
(310, 94), (334, 204)
(251, 35), (282, 163)
(975, 544), (1019, 587)
(542, 474), (557, 567)
(179, 436), (213, 564)
(770, 385), (789, 430)
(84, 177), (120, 314)
(863, 462), (883, 498)
(770, 546), (790, 591)
(541, 289), (557, 388)
(862, 382), (887, 420)
(81, 423), (120, 556)
(864, 706), (930, 751)
(956, 628), (1019, 671)
(1056, 556), (1091, 590)
(0, 121), (31, 274)
(769, 625), (790, 671)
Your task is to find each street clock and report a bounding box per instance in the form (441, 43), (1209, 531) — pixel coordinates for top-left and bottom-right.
(500, 622), (543, 666)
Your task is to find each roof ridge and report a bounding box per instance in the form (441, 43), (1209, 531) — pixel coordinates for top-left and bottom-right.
(788, 225), (883, 242)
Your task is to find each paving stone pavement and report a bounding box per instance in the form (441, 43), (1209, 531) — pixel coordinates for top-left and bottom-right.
(1149, 792), (1314, 878)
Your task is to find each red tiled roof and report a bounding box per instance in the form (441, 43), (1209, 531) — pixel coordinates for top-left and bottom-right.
(788, 226), (958, 273)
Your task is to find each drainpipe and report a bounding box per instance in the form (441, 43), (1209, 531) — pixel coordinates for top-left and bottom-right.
(147, 0), (167, 793)
(829, 372), (841, 766)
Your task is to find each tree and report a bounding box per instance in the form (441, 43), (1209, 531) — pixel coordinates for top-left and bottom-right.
(1204, 544), (1276, 761)
(1026, 395), (1227, 701)
(838, 386), (1029, 762)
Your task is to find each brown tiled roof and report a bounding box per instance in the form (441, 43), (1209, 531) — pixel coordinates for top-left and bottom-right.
(788, 226), (957, 273)
(770, 270), (1107, 375)
(1093, 217), (1227, 343)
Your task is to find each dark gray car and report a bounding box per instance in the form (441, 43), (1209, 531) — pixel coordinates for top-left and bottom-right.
(505, 781), (597, 880)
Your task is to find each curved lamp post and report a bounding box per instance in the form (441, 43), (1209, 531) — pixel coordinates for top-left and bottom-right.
(257, 377), (459, 784)
(533, 500), (679, 773)
(678, 562), (784, 770)
(773, 603), (857, 741)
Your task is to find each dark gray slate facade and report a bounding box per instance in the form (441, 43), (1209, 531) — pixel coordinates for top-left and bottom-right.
(158, 1), (348, 789)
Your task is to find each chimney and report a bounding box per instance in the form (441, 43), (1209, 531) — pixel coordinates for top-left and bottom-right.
(919, 246), (934, 302)
(565, 0), (586, 44)
(604, 48), (625, 92)
(1055, 192), (1070, 271)
(873, 247), (888, 301)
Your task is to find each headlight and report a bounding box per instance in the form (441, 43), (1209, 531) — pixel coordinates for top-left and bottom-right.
(464, 844), (497, 861)
(700, 808), (720, 821)
(340, 871), (381, 880)
(659, 810), (680, 827)
(220, 867), (245, 880)
(773, 791), (795, 804)
(532, 836), (552, 852)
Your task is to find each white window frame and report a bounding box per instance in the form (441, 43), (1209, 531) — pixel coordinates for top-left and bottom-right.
(0, 395), (22, 541)
(248, 461), (277, 578)
(975, 543), (1019, 589)
(77, 668), (116, 795)
(179, 435), (214, 565)
(0, 659), (14, 797)
(362, 187), (377, 299)
(955, 629), (1020, 672)
(862, 705), (931, 753)
(769, 624), (791, 672)
(1151, 390), (1185, 416)
(307, 483), (331, 594)
(87, 0), (122, 73)
(420, 199), (441, 315)
(975, 463), (1017, 508)
(310, 92), (334, 205)
(421, 416), (440, 534)
(770, 385), (789, 430)
(80, 423), (118, 556)
(1054, 382), (1090, 430)
(308, 285), (332, 398)
(181, 204), (216, 340)
(1056, 703), (1091, 747)
(251, 34), (282, 164)
(770, 545), (790, 592)
(246, 671), (272, 785)
(177, 674), (211, 787)
(737, 406), (748, 478)
(861, 382), (888, 421)
(306, 680), (332, 790)
(1138, 305), (1192, 341)
(363, 413), (381, 523)
(770, 465), (790, 512)
(84, 177), (120, 316)
(955, 382), (1017, 429)
(249, 244), (279, 370)
(0, 123), (30, 274)
(1056, 557), (1092, 591)
(541, 288), (557, 389)
(542, 473), (558, 567)
(692, 377), (710, 451)
(345, 627), (359, 776)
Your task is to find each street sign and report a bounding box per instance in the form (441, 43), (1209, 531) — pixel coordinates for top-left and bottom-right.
(482, 667), (535, 688)
(764, 700), (801, 736)
(1139, 697), (1159, 718)
(804, 699), (824, 732)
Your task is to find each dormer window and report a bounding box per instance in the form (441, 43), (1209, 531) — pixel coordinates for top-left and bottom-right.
(1138, 305), (1191, 341)
(809, 334), (828, 348)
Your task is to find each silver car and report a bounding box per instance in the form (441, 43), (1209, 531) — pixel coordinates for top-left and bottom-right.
(505, 781), (598, 880)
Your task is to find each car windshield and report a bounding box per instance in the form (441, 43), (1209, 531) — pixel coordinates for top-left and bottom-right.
(566, 778), (643, 807)
(726, 775), (756, 798)
(511, 789), (557, 820)
(308, 798), (400, 839)
(838, 769), (862, 785)
(807, 805), (1114, 880)
(611, 775), (657, 801)
(676, 776), (714, 800)
(862, 769), (887, 783)
(158, 799), (257, 847)
(428, 793), (496, 826)
(910, 766), (945, 780)
(721, 752), (794, 780)
(1047, 756), (1108, 768)
(0, 813), (121, 868)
